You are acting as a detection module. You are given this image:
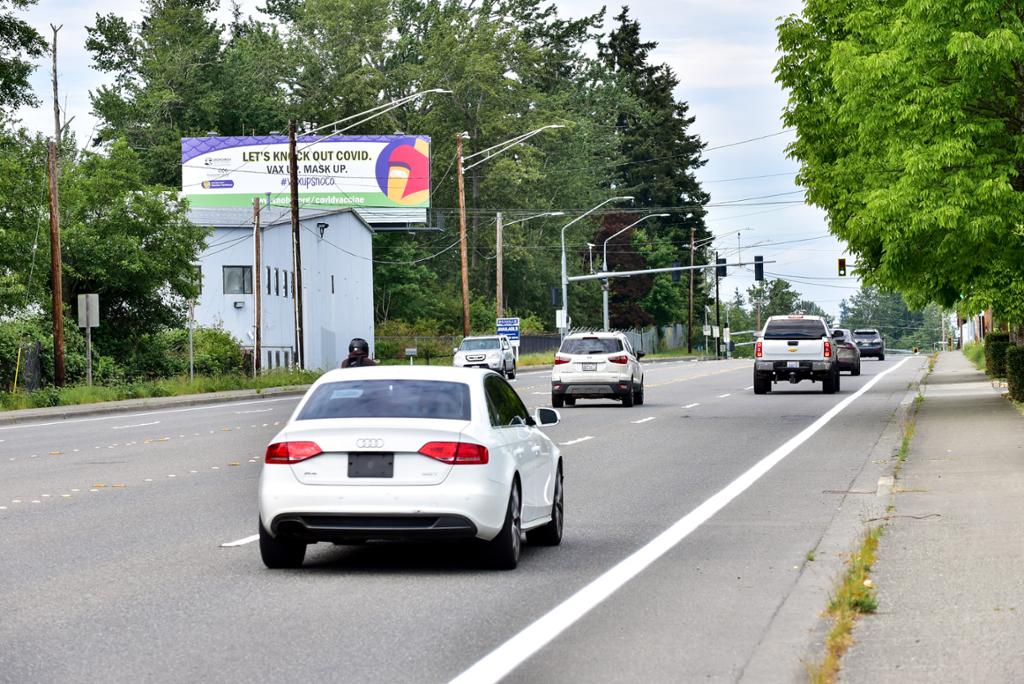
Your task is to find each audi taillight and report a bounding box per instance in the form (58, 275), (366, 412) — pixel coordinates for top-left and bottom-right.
(823, 340), (832, 358)
(755, 341), (763, 358)
(608, 354), (628, 364)
(418, 441), (489, 465)
(265, 441), (322, 464)
(554, 354), (571, 365)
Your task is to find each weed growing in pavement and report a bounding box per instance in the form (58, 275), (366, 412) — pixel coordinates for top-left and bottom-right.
(806, 550), (816, 562)
(962, 342), (985, 372)
(928, 352), (938, 374)
(808, 526), (883, 684)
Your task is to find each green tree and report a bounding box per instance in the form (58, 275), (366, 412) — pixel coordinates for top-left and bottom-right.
(746, 278), (802, 319)
(839, 285), (941, 350)
(0, 128), (48, 314)
(0, 0), (46, 113)
(776, 0), (1024, 322)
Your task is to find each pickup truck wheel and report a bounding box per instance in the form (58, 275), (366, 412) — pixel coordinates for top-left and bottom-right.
(879, 353), (885, 361)
(852, 362), (861, 377)
(822, 369), (838, 394)
(552, 394), (564, 408)
(508, 362), (516, 380)
(753, 372), (771, 395)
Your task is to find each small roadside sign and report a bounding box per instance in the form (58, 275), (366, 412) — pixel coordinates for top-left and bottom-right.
(723, 328), (731, 344)
(496, 317), (521, 341)
(712, 325), (720, 338)
(702, 324), (711, 337)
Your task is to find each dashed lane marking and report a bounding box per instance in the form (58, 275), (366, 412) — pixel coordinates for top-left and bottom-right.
(717, 393), (731, 398)
(558, 436), (594, 446)
(112, 421), (160, 430)
(684, 403), (700, 409)
(630, 417), (656, 424)
(744, 385), (754, 390)
(221, 534), (259, 547)
(235, 408), (273, 414)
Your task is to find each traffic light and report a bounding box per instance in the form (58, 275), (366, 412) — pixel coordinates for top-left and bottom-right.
(716, 257), (727, 278)
(754, 255), (764, 281)
(838, 258), (847, 277)
(550, 287), (562, 308)
(672, 261), (681, 283)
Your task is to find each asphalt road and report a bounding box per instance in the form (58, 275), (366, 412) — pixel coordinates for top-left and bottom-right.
(0, 356), (926, 683)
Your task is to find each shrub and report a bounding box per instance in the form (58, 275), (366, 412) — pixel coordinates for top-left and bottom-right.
(1006, 346), (1024, 402)
(192, 327), (245, 376)
(985, 332), (1011, 377)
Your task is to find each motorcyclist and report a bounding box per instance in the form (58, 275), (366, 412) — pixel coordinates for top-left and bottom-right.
(341, 337), (376, 368)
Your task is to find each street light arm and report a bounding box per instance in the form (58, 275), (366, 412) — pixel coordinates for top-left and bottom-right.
(601, 212), (670, 269)
(463, 125), (565, 171)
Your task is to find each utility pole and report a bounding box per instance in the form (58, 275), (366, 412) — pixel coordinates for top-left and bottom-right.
(687, 227), (695, 354)
(48, 24), (65, 386)
(253, 197), (262, 374)
(456, 133), (471, 336)
(289, 120), (305, 368)
(714, 250), (722, 359)
(495, 211), (504, 319)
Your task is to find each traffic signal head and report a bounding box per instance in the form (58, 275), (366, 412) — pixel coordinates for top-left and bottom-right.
(716, 257), (727, 278)
(754, 255), (764, 281)
(672, 261), (681, 283)
(838, 258), (847, 277)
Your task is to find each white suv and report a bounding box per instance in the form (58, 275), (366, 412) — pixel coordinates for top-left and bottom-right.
(453, 335), (517, 378)
(551, 332), (645, 407)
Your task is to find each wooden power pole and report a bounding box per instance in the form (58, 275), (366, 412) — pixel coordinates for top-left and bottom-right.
(289, 120), (305, 368)
(49, 24), (65, 386)
(253, 197), (262, 374)
(456, 133), (471, 337)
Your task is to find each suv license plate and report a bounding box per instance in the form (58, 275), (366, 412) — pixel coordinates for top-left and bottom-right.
(786, 361), (800, 368)
(582, 363), (597, 371)
(348, 453), (394, 478)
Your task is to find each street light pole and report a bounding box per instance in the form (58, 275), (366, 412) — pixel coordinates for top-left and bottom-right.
(560, 196), (633, 336)
(600, 212), (669, 331)
(688, 227), (695, 353)
(495, 211), (563, 320)
(715, 250), (722, 359)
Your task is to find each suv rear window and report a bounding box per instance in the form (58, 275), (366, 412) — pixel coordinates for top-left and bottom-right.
(298, 380), (471, 420)
(559, 337), (623, 355)
(763, 320), (827, 340)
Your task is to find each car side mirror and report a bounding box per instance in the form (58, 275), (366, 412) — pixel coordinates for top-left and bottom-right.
(533, 407), (560, 426)
(636, 351), (646, 359)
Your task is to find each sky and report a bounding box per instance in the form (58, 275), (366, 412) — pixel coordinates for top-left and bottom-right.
(12, 0), (859, 322)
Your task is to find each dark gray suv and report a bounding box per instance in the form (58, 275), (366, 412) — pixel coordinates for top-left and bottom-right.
(852, 329), (885, 360)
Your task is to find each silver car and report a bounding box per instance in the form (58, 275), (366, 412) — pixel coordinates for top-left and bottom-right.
(453, 335), (517, 378)
(551, 332), (645, 407)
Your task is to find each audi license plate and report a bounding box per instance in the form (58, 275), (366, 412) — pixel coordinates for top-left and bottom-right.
(582, 363), (597, 371)
(348, 453), (394, 478)
(786, 361), (800, 368)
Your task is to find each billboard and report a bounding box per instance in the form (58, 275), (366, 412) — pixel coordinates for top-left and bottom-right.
(181, 135), (431, 217)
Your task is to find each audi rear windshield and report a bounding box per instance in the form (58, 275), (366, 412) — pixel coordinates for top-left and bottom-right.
(559, 337), (623, 355)
(763, 320), (828, 340)
(298, 380), (471, 421)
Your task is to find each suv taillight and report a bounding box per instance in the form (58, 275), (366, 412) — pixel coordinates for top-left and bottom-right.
(755, 341), (763, 358)
(823, 340), (832, 358)
(418, 441), (489, 465)
(265, 441), (322, 464)
(554, 354), (571, 365)
(608, 354), (628, 364)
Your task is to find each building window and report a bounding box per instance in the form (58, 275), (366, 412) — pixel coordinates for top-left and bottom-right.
(331, 275), (335, 294)
(285, 351), (290, 367)
(276, 351), (281, 368)
(266, 350), (273, 370)
(265, 266), (270, 295)
(222, 266), (252, 294)
(274, 268), (280, 296)
(282, 270), (288, 298)
(291, 271), (296, 297)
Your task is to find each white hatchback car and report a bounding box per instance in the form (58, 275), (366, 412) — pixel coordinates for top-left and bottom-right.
(258, 366), (563, 570)
(551, 332), (646, 407)
(453, 335), (517, 378)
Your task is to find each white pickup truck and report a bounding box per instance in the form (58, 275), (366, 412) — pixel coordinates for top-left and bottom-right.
(753, 315), (840, 394)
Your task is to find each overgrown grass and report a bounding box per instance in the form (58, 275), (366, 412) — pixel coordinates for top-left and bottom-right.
(963, 342), (985, 372)
(0, 369), (321, 411)
(808, 527), (883, 684)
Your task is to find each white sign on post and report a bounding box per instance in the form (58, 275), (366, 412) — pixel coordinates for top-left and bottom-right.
(702, 324), (711, 337)
(723, 328), (731, 344)
(77, 294), (99, 386)
(712, 325), (720, 338)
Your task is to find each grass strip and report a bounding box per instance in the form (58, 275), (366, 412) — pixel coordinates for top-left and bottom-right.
(808, 527), (883, 684)
(962, 342), (985, 372)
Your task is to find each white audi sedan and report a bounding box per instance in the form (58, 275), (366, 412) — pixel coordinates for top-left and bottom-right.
(258, 366), (563, 570)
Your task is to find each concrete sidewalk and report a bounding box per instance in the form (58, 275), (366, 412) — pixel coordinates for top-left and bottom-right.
(843, 352), (1024, 681)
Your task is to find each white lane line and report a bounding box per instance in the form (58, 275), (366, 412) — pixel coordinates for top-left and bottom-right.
(717, 393), (731, 398)
(630, 417), (655, 424)
(744, 385), (754, 390)
(532, 392), (548, 396)
(220, 534), (259, 548)
(0, 397), (297, 432)
(234, 408), (273, 414)
(112, 420), (160, 430)
(449, 356), (912, 684)
(558, 436), (594, 446)
(683, 403), (700, 409)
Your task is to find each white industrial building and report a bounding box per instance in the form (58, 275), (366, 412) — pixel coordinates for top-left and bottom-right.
(189, 205), (375, 371)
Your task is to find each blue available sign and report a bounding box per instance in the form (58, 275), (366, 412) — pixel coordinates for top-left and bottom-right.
(496, 317), (521, 341)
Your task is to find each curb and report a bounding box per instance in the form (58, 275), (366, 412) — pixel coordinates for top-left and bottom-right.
(0, 385), (311, 426)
